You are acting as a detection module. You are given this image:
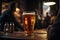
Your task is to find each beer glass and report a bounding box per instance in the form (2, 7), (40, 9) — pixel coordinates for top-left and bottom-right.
(23, 12), (36, 36)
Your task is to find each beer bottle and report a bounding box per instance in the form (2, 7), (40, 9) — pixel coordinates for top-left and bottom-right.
(4, 22), (9, 33)
(9, 22), (14, 33)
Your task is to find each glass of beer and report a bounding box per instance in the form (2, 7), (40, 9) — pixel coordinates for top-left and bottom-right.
(23, 11), (36, 36)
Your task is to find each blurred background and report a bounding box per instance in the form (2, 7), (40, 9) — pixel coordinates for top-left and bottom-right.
(0, 0), (60, 40)
(0, 0), (59, 30)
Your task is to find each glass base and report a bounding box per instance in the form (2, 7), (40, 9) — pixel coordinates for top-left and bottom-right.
(24, 33), (34, 36)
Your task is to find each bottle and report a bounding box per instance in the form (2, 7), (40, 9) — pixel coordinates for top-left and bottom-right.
(9, 22), (14, 33)
(4, 22), (9, 33)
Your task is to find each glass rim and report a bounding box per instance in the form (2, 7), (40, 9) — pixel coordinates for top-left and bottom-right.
(22, 11), (35, 15)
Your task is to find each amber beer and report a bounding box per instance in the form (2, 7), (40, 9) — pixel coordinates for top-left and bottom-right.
(23, 12), (36, 36)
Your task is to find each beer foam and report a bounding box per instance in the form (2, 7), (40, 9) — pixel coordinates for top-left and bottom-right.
(23, 12), (35, 15)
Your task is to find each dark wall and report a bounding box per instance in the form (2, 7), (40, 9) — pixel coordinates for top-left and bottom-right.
(2, 0), (14, 2)
(50, 0), (59, 16)
(55, 0), (59, 11)
(25, 0), (39, 11)
(2, 0), (43, 13)
(0, 0), (2, 15)
(55, 0), (59, 16)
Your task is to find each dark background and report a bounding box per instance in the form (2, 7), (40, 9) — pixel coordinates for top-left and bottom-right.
(0, 0), (59, 15)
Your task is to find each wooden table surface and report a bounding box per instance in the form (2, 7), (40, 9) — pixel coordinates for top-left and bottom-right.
(0, 29), (47, 40)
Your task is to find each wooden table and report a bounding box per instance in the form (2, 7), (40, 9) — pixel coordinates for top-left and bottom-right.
(0, 32), (42, 40)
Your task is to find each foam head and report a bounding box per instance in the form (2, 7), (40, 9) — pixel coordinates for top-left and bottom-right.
(23, 12), (35, 15)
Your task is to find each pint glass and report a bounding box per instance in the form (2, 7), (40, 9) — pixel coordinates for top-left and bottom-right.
(23, 12), (36, 36)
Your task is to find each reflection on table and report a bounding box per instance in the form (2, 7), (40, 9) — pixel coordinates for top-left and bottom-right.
(0, 29), (47, 40)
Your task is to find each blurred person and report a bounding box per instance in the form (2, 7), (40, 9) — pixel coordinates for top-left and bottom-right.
(2, 2), (9, 14)
(51, 11), (56, 25)
(41, 16), (46, 28)
(47, 10), (60, 40)
(37, 13), (42, 29)
(50, 14), (56, 25)
(45, 13), (51, 28)
(34, 10), (42, 29)
(0, 2), (24, 32)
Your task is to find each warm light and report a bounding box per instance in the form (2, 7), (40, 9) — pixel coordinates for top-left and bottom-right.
(43, 2), (56, 6)
(25, 18), (28, 25)
(16, 8), (20, 12)
(14, 8), (20, 17)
